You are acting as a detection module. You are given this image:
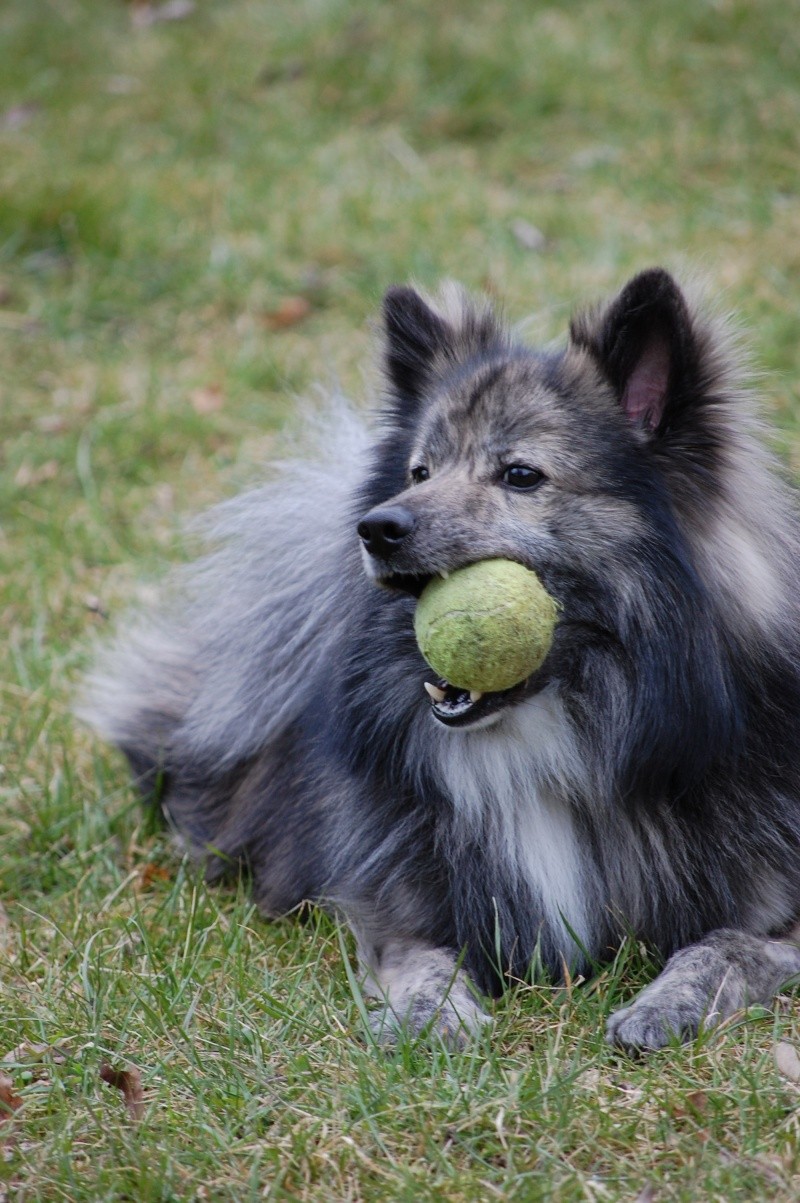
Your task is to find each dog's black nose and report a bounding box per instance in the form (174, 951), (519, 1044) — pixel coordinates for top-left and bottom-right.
(357, 505), (416, 558)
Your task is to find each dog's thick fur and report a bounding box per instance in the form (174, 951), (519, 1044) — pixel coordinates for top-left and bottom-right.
(82, 269), (800, 1050)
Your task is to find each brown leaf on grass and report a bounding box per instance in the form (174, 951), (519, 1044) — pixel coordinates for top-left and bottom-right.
(669, 1089), (712, 1128)
(684, 1089), (709, 1114)
(3, 1040), (69, 1065)
(99, 1063), (144, 1122)
(137, 862), (171, 889)
(774, 1040), (800, 1082)
(190, 384), (225, 414)
(263, 296), (312, 330)
(3, 1042), (48, 1064)
(0, 1074), (22, 1122)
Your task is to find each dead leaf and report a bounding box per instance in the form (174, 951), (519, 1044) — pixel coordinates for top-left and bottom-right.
(263, 296), (312, 330)
(775, 1040), (800, 1082)
(2, 1040), (69, 1065)
(99, 1063), (144, 1122)
(684, 1089), (709, 1113)
(3, 1043), (48, 1064)
(137, 862), (171, 889)
(190, 384), (224, 415)
(0, 1074), (22, 1122)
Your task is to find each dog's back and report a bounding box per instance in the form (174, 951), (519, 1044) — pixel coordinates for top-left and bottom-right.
(82, 401), (368, 779)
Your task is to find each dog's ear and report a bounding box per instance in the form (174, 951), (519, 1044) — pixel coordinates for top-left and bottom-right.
(570, 269), (700, 433)
(382, 286), (453, 403)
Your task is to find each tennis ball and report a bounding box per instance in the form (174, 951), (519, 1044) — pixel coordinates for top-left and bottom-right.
(414, 559), (558, 693)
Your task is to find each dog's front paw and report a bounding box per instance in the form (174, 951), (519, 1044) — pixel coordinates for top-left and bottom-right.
(606, 997), (702, 1053)
(606, 929), (800, 1054)
(359, 940), (490, 1049)
(369, 991), (489, 1049)
(606, 963), (722, 1053)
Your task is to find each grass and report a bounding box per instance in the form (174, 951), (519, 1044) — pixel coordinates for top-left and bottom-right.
(2, 0), (800, 1198)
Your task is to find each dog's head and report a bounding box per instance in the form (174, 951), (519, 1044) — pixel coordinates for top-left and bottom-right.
(359, 268), (713, 569)
(357, 273), (731, 727)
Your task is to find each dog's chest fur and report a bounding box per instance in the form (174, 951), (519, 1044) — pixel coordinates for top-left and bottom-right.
(430, 688), (598, 963)
(427, 688), (700, 973)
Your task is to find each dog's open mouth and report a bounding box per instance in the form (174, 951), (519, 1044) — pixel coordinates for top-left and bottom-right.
(377, 572), (432, 598)
(423, 676), (524, 727)
(375, 572), (529, 726)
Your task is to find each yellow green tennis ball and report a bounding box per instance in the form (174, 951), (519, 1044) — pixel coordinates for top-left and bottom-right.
(414, 559), (559, 693)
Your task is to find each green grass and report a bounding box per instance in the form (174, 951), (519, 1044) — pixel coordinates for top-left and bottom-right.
(3, 0), (800, 1198)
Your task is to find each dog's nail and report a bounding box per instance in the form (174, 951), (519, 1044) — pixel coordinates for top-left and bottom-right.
(469, 690), (483, 703)
(424, 682), (447, 702)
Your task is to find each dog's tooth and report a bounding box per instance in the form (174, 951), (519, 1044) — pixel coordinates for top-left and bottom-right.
(439, 569), (449, 580)
(469, 690), (483, 703)
(424, 681), (447, 703)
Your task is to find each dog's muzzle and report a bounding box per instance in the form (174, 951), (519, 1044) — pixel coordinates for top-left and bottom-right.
(357, 504), (416, 559)
(357, 504), (434, 596)
(357, 503), (534, 728)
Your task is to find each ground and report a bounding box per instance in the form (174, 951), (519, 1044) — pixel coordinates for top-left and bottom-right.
(3, 1), (800, 1199)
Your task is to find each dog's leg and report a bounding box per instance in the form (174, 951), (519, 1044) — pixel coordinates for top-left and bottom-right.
(607, 928), (800, 1053)
(356, 937), (490, 1047)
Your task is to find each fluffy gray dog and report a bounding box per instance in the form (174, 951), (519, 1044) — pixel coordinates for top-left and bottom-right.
(82, 269), (800, 1050)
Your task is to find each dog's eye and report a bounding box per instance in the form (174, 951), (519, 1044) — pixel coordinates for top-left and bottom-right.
(410, 465), (430, 484)
(501, 464), (545, 490)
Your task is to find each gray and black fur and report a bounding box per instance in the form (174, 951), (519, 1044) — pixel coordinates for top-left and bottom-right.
(81, 270), (800, 1051)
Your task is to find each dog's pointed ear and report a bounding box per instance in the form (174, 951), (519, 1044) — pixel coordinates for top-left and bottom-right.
(382, 286), (453, 402)
(570, 269), (699, 433)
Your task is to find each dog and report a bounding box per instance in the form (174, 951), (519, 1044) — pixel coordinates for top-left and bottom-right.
(81, 268), (800, 1051)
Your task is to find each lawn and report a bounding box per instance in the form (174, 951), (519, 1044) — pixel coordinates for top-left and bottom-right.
(3, 0), (800, 1199)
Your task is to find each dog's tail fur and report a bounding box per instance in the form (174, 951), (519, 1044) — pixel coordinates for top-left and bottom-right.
(77, 397), (372, 784)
